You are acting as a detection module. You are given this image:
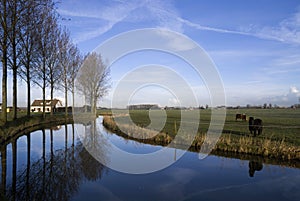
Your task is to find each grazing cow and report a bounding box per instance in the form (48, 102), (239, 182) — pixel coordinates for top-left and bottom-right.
(254, 118), (263, 135)
(236, 113), (247, 121)
(249, 117), (255, 133)
(249, 117), (263, 136)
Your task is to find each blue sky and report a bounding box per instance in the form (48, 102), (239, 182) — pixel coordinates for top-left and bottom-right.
(56, 0), (300, 108)
(13, 0), (300, 107)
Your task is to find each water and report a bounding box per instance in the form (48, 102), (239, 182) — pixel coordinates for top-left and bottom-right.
(0, 117), (299, 201)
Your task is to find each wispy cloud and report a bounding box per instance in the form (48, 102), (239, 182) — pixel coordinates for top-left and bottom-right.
(58, 0), (145, 43)
(274, 54), (300, 66)
(144, 0), (183, 32)
(177, 11), (300, 45)
(260, 52), (300, 75)
(74, 23), (116, 43)
(59, 0), (183, 43)
(239, 9), (300, 45)
(59, 1), (300, 46)
(156, 5), (300, 45)
(58, 0), (143, 21)
(179, 17), (259, 37)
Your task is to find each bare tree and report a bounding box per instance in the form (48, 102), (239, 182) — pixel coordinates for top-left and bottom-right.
(58, 28), (72, 117)
(76, 53), (110, 116)
(46, 23), (60, 116)
(1, 0), (77, 120)
(18, 0), (40, 117)
(6, 0), (26, 119)
(34, 0), (58, 118)
(0, 0), (8, 122)
(67, 44), (82, 115)
(263, 103), (267, 109)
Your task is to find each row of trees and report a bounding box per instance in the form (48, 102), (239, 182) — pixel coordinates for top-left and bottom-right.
(0, 0), (110, 123)
(0, 0), (82, 122)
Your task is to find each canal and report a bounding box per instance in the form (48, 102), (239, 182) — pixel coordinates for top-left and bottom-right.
(0, 117), (299, 201)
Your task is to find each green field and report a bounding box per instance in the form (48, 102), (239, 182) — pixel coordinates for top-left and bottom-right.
(100, 108), (300, 160)
(100, 108), (300, 145)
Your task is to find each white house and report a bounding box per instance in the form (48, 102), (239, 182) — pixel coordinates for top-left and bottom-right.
(31, 99), (62, 113)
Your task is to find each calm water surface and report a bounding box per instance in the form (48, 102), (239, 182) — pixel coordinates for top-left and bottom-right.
(0, 117), (299, 201)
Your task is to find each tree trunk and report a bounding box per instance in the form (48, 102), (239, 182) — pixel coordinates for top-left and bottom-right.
(50, 85), (54, 116)
(42, 59), (46, 119)
(65, 85), (68, 117)
(13, 67), (17, 120)
(50, 74), (54, 116)
(1, 0), (8, 123)
(64, 66), (68, 117)
(90, 92), (93, 114)
(72, 86), (75, 115)
(1, 49), (8, 123)
(12, 2), (18, 120)
(26, 63), (31, 117)
(94, 96), (97, 116)
(43, 84), (46, 118)
(84, 95), (87, 113)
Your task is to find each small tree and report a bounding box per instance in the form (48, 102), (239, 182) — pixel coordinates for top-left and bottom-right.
(263, 103), (267, 109)
(76, 53), (110, 116)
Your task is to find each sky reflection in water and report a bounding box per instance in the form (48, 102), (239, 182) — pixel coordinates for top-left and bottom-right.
(0, 119), (299, 201)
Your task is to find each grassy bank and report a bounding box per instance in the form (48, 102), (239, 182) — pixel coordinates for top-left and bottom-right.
(0, 114), (73, 145)
(102, 108), (300, 161)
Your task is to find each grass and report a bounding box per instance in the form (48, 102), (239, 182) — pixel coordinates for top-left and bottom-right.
(101, 108), (300, 160)
(99, 108), (300, 145)
(0, 111), (70, 126)
(0, 112), (74, 145)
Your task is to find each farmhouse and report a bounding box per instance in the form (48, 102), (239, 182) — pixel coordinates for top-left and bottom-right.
(31, 99), (62, 113)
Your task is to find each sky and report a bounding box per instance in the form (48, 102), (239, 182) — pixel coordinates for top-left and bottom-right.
(11, 0), (300, 108)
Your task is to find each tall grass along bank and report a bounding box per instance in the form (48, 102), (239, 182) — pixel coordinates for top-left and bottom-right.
(103, 115), (300, 162)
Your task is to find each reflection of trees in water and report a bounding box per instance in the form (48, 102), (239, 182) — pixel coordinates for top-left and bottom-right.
(80, 119), (111, 172)
(79, 146), (105, 182)
(4, 122), (108, 201)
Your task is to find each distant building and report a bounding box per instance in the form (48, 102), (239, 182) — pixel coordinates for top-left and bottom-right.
(56, 106), (73, 113)
(31, 99), (62, 113)
(164, 106), (186, 110)
(127, 104), (160, 110)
